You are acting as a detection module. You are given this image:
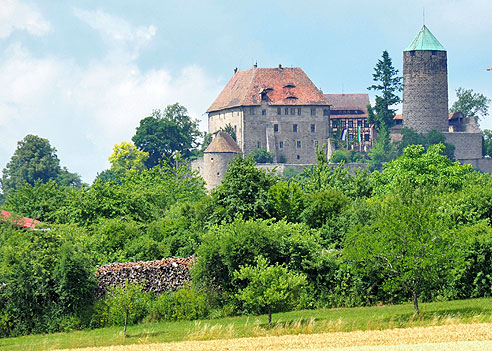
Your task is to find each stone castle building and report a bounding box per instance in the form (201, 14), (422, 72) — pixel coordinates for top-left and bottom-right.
(206, 65), (332, 164)
(194, 25), (491, 189)
(395, 25), (485, 163)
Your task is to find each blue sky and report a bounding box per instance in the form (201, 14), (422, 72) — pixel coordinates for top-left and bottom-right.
(1, 0), (491, 183)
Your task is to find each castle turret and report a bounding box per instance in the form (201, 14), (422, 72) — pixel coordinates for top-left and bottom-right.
(402, 25), (448, 133)
(203, 131), (242, 190)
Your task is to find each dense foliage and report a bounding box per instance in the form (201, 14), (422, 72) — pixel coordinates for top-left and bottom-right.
(2, 131), (492, 337)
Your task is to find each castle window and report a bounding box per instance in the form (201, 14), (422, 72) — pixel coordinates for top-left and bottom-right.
(348, 134), (353, 141)
(274, 123), (279, 132)
(313, 140), (318, 148)
(257, 141), (261, 148)
(432, 50), (437, 55)
(290, 108), (295, 115)
(250, 107), (255, 115)
(296, 140), (302, 148)
(293, 124), (298, 132)
(262, 109), (266, 115)
(332, 120), (338, 128)
(364, 120), (369, 128)
(323, 109), (330, 116)
(298, 108), (302, 115)
(217, 172), (220, 176)
(297, 155), (300, 160)
(348, 120), (353, 128)
(277, 107), (281, 115)
(410, 51), (415, 56)
(357, 120), (362, 127)
(311, 108), (316, 116)
(279, 141), (284, 149)
(285, 108), (289, 115)
(311, 124), (316, 133)
(341, 120), (346, 127)
(364, 134), (370, 141)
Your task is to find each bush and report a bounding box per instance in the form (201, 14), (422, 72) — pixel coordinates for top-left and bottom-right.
(149, 285), (209, 322)
(250, 148), (274, 163)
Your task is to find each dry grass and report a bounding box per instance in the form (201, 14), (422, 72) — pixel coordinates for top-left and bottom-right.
(54, 322), (492, 351)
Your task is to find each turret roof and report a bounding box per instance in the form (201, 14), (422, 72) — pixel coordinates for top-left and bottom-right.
(404, 25), (446, 52)
(204, 131), (242, 153)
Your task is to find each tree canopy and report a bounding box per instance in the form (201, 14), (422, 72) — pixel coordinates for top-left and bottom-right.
(367, 50), (402, 131)
(1, 134), (80, 196)
(132, 103), (201, 168)
(450, 87), (491, 120)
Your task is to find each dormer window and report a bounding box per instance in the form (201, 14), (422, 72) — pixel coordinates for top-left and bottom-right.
(283, 84), (296, 89)
(285, 96), (298, 100)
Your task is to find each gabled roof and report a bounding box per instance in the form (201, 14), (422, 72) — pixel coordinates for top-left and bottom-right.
(207, 67), (327, 113)
(324, 93), (369, 117)
(0, 210), (40, 229)
(404, 25), (446, 52)
(205, 131), (242, 153)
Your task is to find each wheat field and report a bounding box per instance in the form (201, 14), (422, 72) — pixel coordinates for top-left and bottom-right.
(55, 322), (492, 351)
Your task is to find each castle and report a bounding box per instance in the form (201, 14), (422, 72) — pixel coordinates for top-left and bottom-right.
(193, 25), (491, 190)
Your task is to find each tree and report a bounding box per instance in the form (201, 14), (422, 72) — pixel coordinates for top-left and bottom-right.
(132, 103), (201, 168)
(344, 188), (463, 314)
(450, 87), (491, 120)
(234, 256), (307, 326)
(108, 141), (149, 176)
(367, 128), (396, 170)
(367, 51), (402, 131)
(397, 128), (455, 160)
(211, 156), (277, 222)
(250, 148), (274, 163)
(106, 281), (148, 337)
(483, 130), (492, 157)
(1, 135), (80, 196)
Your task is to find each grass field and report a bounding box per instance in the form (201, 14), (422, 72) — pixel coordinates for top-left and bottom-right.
(2, 298), (492, 351)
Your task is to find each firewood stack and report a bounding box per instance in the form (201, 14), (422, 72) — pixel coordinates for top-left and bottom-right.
(96, 256), (194, 297)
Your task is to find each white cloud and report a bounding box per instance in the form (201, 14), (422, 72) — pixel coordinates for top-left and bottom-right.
(0, 9), (221, 183)
(73, 8), (156, 59)
(0, 0), (51, 38)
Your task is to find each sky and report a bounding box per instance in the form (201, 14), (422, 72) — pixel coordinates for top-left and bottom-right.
(1, 0), (491, 183)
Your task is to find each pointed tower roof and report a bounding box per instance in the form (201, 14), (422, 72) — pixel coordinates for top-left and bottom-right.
(404, 25), (446, 51)
(204, 131), (242, 153)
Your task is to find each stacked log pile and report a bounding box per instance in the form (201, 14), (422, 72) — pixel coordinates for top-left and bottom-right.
(96, 256), (194, 297)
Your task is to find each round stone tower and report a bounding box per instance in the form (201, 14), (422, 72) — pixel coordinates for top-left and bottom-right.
(203, 131), (242, 190)
(402, 25), (448, 133)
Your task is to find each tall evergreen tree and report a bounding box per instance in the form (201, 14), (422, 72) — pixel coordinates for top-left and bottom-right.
(367, 50), (403, 131)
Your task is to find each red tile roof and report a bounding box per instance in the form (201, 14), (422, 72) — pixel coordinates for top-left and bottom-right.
(207, 67), (327, 113)
(324, 94), (370, 117)
(0, 210), (40, 229)
(205, 131), (242, 153)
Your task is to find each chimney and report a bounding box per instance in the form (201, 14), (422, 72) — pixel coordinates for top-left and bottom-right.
(234, 67), (238, 74)
(278, 64), (283, 69)
(254, 61), (257, 68)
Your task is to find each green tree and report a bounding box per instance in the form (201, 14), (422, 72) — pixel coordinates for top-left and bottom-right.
(450, 87), (491, 120)
(397, 128), (455, 160)
(250, 148), (274, 163)
(268, 181), (305, 223)
(132, 103), (201, 168)
(482, 129), (492, 157)
(106, 281), (149, 337)
(344, 189), (463, 314)
(367, 128), (396, 170)
(1, 135), (80, 196)
(211, 156), (277, 222)
(108, 141), (149, 176)
(367, 50), (402, 130)
(234, 256), (307, 326)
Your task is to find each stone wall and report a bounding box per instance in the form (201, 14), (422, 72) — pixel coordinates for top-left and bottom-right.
(208, 108), (243, 149)
(203, 151), (237, 190)
(402, 50), (448, 133)
(257, 162), (369, 175)
(459, 158), (492, 174)
(444, 132), (483, 160)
